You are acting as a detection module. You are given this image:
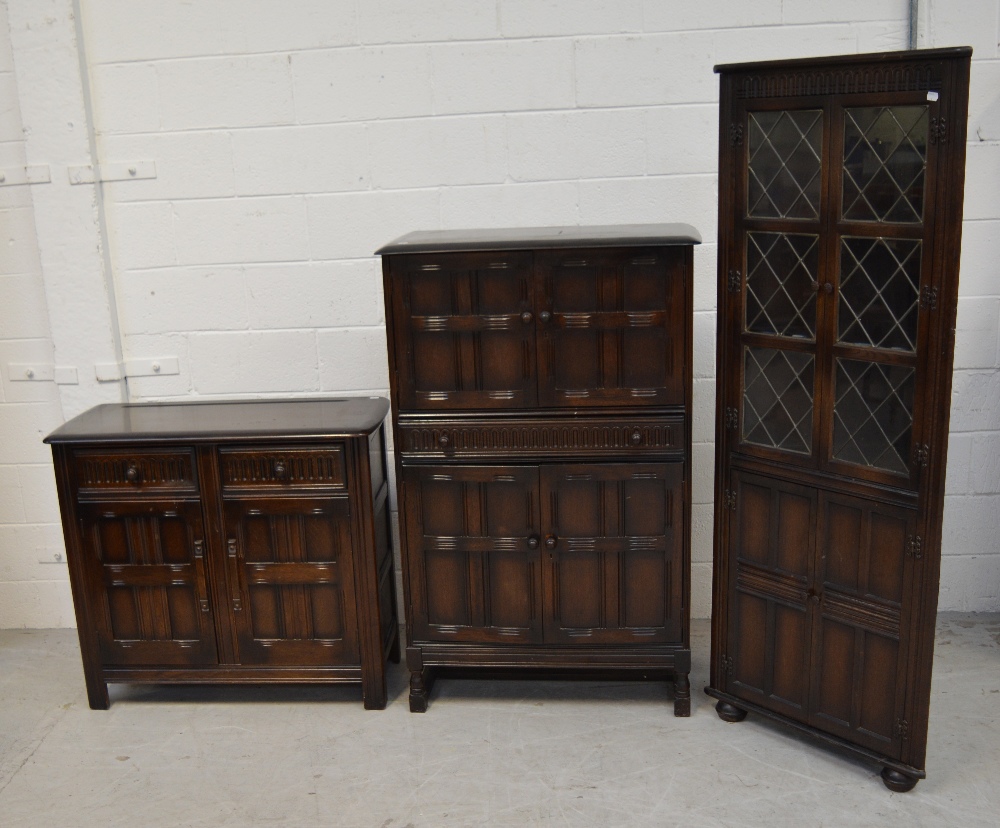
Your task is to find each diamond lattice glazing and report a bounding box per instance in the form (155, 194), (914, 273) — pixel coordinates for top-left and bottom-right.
(843, 106), (928, 224)
(747, 110), (823, 220)
(833, 358), (915, 474)
(742, 347), (815, 454)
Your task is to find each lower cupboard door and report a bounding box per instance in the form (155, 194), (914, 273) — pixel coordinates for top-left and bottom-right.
(77, 500), (218, 666)
(223, 497), (360, 666)
(807, 491), (916, 757)
(402, 465), (543, 644)
(724, 471), (814, 720)
(541, 463), (683, 644)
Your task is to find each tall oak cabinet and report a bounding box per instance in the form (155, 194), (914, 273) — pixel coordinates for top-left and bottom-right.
(379, 225), (699, 714)
(707, 48), (971, 791)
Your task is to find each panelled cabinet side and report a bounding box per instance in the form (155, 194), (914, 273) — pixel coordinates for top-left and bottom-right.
(707, 48), (973, 792)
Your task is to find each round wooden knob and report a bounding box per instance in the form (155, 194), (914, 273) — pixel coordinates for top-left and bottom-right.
(539, 310), (551, 323)
(544, 535), (558, 550)
(521, 311), (533, 324)
(438, 433), (450, 448)
(526, 536), (539, 549)
(273, 461), (287, 480)
(630, 429), (642, 445)
(125, 463), (140, 483)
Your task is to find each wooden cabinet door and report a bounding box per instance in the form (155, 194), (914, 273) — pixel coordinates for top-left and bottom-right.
(536, 248), (685, 407)
(77, 500), (218, 666)
(222, 497), (360, 666)
(541, 463), (683, 644)
(723, 471), (814, 720)
(403, 465), (543, 644)
(390, 251), (537, 410)
(808, 491), (916, 756)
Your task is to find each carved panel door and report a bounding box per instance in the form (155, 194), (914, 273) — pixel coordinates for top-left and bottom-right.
(541, 463), (683, 644)
(222, 497), (360, 666)
(402, 465), (543, 644)
(390, 251), (537, 410)
(536, 248), (686, 406)
(77, 500), (218, 666)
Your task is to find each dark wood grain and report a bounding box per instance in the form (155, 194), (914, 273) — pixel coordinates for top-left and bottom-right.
(47, 399), (399, 709)
(382, 232), (696, 715)
(709, 48), (971, 791)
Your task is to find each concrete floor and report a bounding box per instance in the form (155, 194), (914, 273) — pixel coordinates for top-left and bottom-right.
(0, 615), (997, 827)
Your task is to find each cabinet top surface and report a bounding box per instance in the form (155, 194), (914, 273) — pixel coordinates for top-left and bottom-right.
(714, 45), (972, 74)
(376, 223), (701, 255)
(44, 398), (390, 444)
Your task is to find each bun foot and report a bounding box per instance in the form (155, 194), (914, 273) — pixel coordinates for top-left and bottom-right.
(674, 673), (691, 717)
(881, 767), (918, 792)
(715, 700), (747, 722)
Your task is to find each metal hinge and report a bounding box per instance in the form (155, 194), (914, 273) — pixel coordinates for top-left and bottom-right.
(721, 654), (734, 677)
(914, 443), (930, 468)
(894, 718), (910, 740)
(724, 490), (737, 511)
(930, 117), (947, 144)
(725, 407), (739, 430)
(920, 286), (939, 311)
(906, 535), (923, 561)
(727, 269), (742, 293)
(729, 123), (744, 147)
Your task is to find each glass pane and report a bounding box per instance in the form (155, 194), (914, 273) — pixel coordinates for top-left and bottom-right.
(843, 106), (928, 224)
(833, 358), (915, 474)
(746, 232), (819, 339)
(742, 347), (815, 454)
(747, 110), (823, 219)
(839, 237), (921, 352)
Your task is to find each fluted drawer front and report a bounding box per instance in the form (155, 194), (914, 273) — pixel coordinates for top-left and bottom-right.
(219, 445), (347, 490)
(399, 416), (685, 459)
(73, 448), (198, 495)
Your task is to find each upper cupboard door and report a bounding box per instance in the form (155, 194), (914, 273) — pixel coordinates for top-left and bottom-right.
(390, 251), (537, 410)
(730, 97), (943, 488)
(536, 247), (687, 407)
(735, 106), (825, 464)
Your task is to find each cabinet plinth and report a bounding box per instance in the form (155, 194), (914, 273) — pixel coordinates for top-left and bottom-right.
(46, 398), (399, 709)
(379, 225), (698, 714)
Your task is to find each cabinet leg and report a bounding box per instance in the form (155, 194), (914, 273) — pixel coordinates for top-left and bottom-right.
(361, 662), (388, 711)
(715, 700), (747, 722)
(673, 673), (691, 717)
(409, 667), (434, 713)
(880, 767), (919, 793)
(85, 678), (110, 711)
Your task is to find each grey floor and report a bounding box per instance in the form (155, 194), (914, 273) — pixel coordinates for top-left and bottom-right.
(0, 615), (997, 827)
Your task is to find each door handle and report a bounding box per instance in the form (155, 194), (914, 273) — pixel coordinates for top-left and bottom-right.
(526, 535), (540, 550)
(544, 535), (558, 551)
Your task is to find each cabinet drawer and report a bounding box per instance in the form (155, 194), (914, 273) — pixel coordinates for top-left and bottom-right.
(398, 415), (685, 460)
(219, 445), (347, 491)
(72, 448), (198, 496)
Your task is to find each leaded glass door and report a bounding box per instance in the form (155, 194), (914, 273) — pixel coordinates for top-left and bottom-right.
(731, 98), (936, 489)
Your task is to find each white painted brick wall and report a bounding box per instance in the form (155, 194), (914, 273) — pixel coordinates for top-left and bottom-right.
(1, 0), (998, 628)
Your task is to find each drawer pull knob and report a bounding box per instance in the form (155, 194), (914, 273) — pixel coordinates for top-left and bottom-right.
(273, 460), (287, 480)
(545, 535), (558, 550)
(521, 311), (533, 324)
(438, 434), (450, 448)
(630, 429), (642, 445)
(539, 310), (551, 323)
(526, 535), (540, 550)
(125, 463), (140, 483)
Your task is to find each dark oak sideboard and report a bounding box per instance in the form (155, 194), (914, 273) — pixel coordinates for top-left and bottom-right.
(378, 224), (699, 714)
(45, 398), (398, 709)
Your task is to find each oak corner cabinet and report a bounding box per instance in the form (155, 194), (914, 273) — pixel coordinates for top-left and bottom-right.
(45, 398), (399, 710)
(377, 224), (700, 715)
(708, 48), (972, 790)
